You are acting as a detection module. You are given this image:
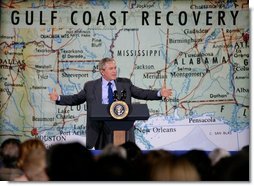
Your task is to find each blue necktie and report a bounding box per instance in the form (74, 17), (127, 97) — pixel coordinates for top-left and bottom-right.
(108, 82), (114, 104)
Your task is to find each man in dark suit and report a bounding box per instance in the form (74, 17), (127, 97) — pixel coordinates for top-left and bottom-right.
(49, 57), (172, 149)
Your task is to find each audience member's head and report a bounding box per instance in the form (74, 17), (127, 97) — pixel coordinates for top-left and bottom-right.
(16, 138), (48, 181)
(149, 155), (200, 181)
(46, 142), (95, 181)
(240, 145), (249, 157)
(0, 138), (21, 168)
(182, 149), (212, 180)
(99, 144), (127, 159)
(120, 141), (142, 162)
(208, 148), (231, 166)
(140, 149), (175, 180)
(211, 151), (249, 181)
(0, 138), (23, 181)
(95, 154), (133, 181)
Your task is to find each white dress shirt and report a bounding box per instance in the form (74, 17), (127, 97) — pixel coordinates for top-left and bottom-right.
(101, 77), (116, 104)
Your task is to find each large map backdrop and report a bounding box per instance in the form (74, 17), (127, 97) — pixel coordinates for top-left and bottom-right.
(0, 0), (249, 151)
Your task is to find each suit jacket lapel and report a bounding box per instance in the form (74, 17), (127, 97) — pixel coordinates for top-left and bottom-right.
(115, 78), (123, 101)
(93, 78), (102, 104)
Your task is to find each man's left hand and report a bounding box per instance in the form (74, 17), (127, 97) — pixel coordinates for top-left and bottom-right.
(161, 86), (172, 99)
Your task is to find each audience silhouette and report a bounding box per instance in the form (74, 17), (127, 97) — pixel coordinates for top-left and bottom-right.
(0, 138), (249, 181)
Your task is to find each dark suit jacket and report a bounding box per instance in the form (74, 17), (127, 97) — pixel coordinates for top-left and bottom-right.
(56, 77), (161, 149)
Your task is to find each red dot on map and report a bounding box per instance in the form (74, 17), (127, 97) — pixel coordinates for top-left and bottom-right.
(31, 128), (38, 136)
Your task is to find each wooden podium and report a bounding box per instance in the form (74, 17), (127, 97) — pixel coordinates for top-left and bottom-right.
(90, 104), (149, 146)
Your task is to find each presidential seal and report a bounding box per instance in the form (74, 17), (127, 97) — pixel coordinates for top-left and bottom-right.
(109, 100), (129, 120)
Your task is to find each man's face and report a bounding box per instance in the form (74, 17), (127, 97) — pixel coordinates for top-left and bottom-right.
(101, 61), (117, 81)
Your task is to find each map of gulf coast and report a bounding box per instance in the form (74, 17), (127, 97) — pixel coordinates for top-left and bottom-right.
(0, 0), (249, 151)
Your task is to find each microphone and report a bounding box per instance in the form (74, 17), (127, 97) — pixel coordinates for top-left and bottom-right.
(121, 89), (126, 101)
(113, 90), (119, 101)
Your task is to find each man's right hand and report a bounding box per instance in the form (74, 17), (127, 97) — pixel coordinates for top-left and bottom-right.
(49, 88), (59, 101)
